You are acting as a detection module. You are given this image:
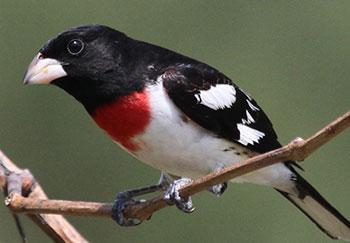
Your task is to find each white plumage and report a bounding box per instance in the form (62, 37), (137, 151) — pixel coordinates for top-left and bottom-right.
(246, 99), (260, 111)
(194, 84), (236, 110)
(241, 110), (255, 125)
(237, 123), (265, 145)
(129, 81), (294, 192)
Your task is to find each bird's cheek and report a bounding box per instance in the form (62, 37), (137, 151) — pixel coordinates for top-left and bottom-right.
(23, 53), (67, 85)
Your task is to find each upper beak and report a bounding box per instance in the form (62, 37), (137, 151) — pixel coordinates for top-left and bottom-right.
(23, 53), (67, 85)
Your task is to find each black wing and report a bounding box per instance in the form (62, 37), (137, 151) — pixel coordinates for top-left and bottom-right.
(161, 63), (282, 153)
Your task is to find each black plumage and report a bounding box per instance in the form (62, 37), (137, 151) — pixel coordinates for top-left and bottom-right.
(23, 24), (350, 239)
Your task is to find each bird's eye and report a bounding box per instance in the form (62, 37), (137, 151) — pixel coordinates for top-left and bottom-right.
(67, 39), (84, 55)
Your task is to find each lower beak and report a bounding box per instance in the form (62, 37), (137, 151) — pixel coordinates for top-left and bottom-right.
(23, 53), (67, 85)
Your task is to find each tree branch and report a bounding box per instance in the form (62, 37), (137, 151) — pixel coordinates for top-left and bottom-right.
(0, 151), (88, 243)
(124, 110), (350, 221)
(2, 110), (349, 237)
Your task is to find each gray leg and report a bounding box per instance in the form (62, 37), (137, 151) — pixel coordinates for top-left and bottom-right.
(112, 172), (177, 226)
(158, 172), (176, 189)
(112, 184), (164, 226)
(164, 177), (195, 213)
(112, 173), (197, 226)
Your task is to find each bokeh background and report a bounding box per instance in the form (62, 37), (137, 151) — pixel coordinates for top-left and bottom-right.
(0, 1), (349, 242)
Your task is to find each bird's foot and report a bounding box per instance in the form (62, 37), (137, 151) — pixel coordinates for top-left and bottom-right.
(112, 184), (163, 226)
(164, 178), (195, 213)
(208, 182), (227, 196)
(112, 191), (144, 227)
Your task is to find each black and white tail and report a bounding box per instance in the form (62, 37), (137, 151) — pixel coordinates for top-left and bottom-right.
(276, 172), (350, 241)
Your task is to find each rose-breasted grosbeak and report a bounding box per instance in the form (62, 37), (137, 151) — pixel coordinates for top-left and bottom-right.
(23, 24), (349, 240)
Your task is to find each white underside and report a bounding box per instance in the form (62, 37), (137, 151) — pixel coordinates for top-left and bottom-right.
(123, 82), (295, 192)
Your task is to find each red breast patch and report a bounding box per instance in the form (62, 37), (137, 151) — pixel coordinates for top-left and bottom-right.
(92, 90), (151, 151)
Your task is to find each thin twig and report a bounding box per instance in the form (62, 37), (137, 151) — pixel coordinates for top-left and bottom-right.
(11, 213), (27, 243)
(3, 111), (349, 224)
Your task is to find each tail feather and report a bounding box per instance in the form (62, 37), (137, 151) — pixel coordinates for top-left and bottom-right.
(276, 173), (350, 241)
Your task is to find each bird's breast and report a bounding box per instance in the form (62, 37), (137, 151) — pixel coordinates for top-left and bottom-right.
(91, 90), (151, 151)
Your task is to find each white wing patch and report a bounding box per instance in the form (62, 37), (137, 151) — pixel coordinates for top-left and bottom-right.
(246, 99), (260, 111)
(237, 123), (265, 145)
(194, 84), (236, 110)
(241, 110), (255, 125)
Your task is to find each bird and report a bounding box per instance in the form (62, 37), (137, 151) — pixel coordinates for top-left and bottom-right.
(23, 24), (349, 240)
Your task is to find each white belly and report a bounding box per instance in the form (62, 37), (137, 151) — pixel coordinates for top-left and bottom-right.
(128, 82), (294, 191)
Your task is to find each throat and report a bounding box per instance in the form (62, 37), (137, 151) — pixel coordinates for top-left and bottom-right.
(91, 90), (151, 151)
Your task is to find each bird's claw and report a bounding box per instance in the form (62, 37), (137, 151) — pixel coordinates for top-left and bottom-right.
(112, 191), (143, 227)
(164, 178), (195, 213)
(208, 182), (227, 196)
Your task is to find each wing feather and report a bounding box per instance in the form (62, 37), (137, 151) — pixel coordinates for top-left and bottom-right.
(161, 63), (281, 153)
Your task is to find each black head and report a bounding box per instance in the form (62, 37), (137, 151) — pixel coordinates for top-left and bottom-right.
(23, 24), (145, 112)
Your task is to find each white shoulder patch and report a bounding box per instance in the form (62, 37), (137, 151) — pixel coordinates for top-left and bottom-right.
(237, 123), (265, 145)
(194, 84), (236, 110)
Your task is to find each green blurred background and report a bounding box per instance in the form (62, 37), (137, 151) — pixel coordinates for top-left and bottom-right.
(0, 1), (349, 242)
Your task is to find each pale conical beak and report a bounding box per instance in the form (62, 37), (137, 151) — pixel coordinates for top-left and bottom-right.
(23, 53), (67, 85)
